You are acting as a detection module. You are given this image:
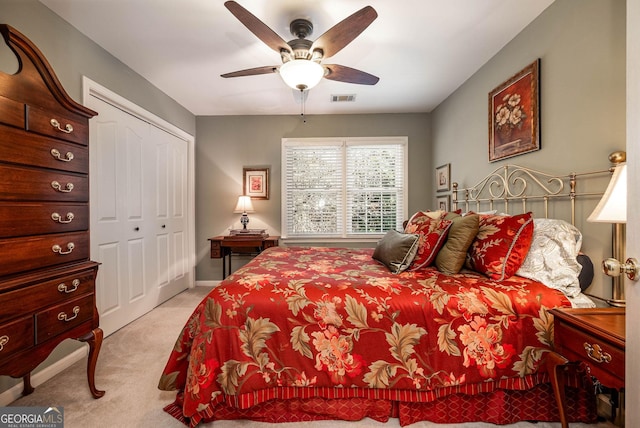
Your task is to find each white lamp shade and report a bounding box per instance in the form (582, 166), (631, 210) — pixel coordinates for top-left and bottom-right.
(587, 163), (626, 223)
(234, 195), (254, 213)
(279, 60), (324, 90)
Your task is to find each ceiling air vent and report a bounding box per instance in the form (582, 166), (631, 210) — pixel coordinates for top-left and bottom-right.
(331, 94), (356, 102)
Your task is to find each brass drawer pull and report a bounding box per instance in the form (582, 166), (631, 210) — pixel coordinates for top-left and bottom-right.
(58, 306), (80, 322)
(51, 181), (74, 193)
(52, 242), (75, 255)
(50, 148), (74, 162)
(50, 118), (74, 134)
(58, 279), (80, 294)
(0, 335), (9, 351)
(51, 212), (74, 224)
(583, 342), (612, 363)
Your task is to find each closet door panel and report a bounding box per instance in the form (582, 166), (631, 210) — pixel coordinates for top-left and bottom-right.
(90, 99), (156, 337)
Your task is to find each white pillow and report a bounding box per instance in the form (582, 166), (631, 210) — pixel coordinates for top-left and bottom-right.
(516, 218), (583, 297)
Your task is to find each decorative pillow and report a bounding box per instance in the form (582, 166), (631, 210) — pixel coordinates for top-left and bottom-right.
(516, 218), (584, 297)
(434, 214), (479, 275)
(467, 212), (534, 280)
(404, 212), (453, 270)
(372, 230), (420, 274)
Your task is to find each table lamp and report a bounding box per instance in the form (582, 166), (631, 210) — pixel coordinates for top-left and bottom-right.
(234, 195), (254, 231)
(587, 152), (627, 306)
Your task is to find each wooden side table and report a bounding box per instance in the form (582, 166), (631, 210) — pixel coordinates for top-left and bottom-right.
(209, 235), (279, 278)
(547, 307), (625, 428)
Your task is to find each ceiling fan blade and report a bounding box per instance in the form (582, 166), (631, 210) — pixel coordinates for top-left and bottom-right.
(323, 64), (379, 85)
(224, 1), (291, 54)
(221, 65), (278, 78)
(310, 6), (377, 59)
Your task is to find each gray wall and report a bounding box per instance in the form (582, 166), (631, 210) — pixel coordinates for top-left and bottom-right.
(430, 0), (626, 301)
(195, 113), (431, 281)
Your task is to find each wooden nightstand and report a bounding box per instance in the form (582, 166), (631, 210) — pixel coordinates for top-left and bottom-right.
(209, 235), (279, 278)
(547, 308), (625, 428)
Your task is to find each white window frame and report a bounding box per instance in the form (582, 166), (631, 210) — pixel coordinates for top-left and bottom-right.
(281, 136), (408, 243)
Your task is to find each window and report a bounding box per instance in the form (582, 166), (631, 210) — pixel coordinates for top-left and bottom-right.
(282, 137), (408, 240)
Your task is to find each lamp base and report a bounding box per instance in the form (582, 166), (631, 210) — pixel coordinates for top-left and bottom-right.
(240, 212), (249, 229)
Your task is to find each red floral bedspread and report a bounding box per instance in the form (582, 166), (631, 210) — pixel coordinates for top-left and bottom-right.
(159, 246), (572, 426)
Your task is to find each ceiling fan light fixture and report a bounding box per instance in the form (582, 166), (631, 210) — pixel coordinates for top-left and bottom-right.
(279, 60), (324, 91)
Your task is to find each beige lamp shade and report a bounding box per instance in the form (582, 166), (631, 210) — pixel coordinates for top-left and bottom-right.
(234, 195), (254, 213)
(587, 163), (627, 223)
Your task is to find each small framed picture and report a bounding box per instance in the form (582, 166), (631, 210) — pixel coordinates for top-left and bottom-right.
(243, 167), (269, 200)
(436, 163), (451, 192)
(437, 195), (450, 212)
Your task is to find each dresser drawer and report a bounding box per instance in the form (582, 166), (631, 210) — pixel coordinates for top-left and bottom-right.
(0, 317), (34, 363)
(26, 105), (88, 146)
(0, 164), (88, 202)
(0, 269), (95, 324)
(0, 231), (89, 277)
(0, 125), (88, 173)
(555, 321), (624, 387)
(0, 95), (24, 129)
(35, 294), (94, 344)
(0, 202), (88, 237)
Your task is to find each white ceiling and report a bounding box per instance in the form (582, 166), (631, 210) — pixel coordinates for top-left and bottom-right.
(39, 0), (554, 116)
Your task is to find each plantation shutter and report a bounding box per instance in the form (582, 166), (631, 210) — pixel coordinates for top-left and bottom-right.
(282, 137), (407, 240)
(283, 143), (343, 237)
(346, 143), (405, 234)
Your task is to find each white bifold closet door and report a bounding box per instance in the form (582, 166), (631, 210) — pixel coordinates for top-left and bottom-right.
(88, 97), (189, 337)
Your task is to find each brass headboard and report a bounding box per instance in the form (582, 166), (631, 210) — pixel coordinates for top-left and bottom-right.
(451, 162), (617, 226)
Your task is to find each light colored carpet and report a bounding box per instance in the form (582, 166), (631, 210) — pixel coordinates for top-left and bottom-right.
(9, 286), (614, 428)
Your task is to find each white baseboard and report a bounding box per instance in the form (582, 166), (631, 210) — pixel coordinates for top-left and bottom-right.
(195, 280), (220, 287)
(0, 347), (87, 406)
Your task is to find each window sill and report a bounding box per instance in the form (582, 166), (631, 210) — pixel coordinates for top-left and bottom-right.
(282, 237), (380, 246)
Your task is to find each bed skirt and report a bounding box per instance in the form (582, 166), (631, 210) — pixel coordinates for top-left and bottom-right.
(164, 376), (597, 427)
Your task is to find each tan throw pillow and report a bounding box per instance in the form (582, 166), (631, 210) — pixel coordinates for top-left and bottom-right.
(435, 214), (479, 275)
(373, 230), (420, 274)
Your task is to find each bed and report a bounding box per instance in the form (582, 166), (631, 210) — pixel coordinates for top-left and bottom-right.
(159, 163), (611, 427)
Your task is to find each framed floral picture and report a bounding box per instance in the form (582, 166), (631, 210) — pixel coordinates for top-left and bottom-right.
(243, 167), (269, 199)
(436, 163), (451, 192)
(437, 195), (450, 212)
(488, 59), (540, 162)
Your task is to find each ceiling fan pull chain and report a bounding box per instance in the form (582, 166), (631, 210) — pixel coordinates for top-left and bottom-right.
(300, 89), (306, 123)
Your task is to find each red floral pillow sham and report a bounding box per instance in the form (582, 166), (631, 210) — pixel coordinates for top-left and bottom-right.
(404, 211), (453, 269)
(466, 212), (534, 280)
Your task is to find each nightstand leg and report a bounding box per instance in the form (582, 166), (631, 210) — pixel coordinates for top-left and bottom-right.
(547, 351), (569, 428)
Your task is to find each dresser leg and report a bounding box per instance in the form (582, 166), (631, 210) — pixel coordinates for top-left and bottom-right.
(22, 373), (34, 396)
(546, 351), (569, 428)
(78, 327), (105, 399)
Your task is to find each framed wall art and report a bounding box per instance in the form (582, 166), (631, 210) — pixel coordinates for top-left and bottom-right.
(436, 163), (451, 192)
(488, 59), (540, 162)
(436, 195), (450, 212)
(243, 167), (269, 200)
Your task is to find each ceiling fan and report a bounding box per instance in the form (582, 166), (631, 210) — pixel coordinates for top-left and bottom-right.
(221, 1), (379, 91)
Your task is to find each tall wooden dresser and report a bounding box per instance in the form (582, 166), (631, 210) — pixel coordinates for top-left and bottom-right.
(0, 25), (104, 398)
